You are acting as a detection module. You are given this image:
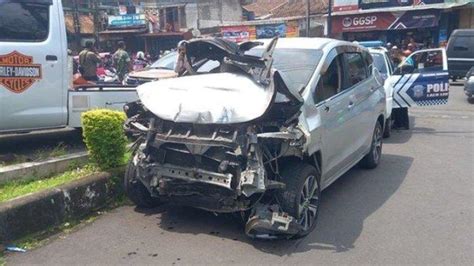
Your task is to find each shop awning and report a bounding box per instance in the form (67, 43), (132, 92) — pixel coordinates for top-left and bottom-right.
(332, 9), (442, 33)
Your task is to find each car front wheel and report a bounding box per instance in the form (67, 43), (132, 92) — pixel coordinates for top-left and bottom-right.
(360, 121), (383, 169)
(277, 162), (321, 238)
(124, 159), (163, 208)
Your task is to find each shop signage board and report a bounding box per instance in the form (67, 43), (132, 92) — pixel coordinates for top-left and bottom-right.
(333, 13), (397, 32)
(391, 10), (440, 29)
(336, 0), (444, 11)
(333, 10), (440, 32)
(108, 14), (146, 28)
(358, 0), (413, 9)
(333, 0), (359, 12)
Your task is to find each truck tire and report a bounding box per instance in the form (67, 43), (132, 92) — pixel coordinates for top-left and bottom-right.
(383, 117), (392, 138)
(277, 162), (321, 238)
(360, 121), (383, 169)
(124, 159), (162, 208)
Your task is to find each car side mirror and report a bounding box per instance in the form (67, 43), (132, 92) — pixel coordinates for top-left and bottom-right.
(394, 64), (415, 75)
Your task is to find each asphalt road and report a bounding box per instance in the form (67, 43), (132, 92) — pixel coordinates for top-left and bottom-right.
(7, 84), (474, 265)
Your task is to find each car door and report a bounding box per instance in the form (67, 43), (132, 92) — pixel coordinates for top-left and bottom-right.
(390, 48), (449, 109)
(310, 50), (353, 185)
(341, 51), (374, 163)
(0, 0), (67, 132)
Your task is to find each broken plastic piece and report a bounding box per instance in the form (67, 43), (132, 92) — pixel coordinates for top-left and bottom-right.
(5, 245), (27, 253)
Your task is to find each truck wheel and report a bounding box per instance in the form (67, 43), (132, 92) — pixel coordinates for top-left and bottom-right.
(277, 162), (321, 238)
(360, 121), (383, 169)
(124, 159), (162, 208)
(383, 117), (392, 138)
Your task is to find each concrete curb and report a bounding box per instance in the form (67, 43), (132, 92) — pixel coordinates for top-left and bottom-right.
(0, 170), (123, 243)
(0, 152), (89, 185)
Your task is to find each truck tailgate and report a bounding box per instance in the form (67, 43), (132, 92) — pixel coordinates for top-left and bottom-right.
(68, 85), (138, 128)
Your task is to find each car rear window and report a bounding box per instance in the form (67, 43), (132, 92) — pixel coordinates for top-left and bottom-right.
(0, 1), (50, 42)
(452, 36), (473, 52)
(150, 52), (176, 70)
(246, 48), (322, 93)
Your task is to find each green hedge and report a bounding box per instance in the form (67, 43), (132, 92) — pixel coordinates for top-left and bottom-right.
(81, 109), (127, 169)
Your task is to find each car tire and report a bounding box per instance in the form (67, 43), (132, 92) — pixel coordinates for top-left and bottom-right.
(124, 159), (162, 208)
(277, 162), (321, 239)
(360, 121), (383, 169)
(383, 117), (392, 138)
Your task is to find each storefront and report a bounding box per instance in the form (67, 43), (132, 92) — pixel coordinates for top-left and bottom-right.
(331, 0), (469, 47)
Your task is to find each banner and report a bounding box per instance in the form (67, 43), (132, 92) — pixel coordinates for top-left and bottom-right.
(333, 10), (440, 33)
(286, 21), (299, 38)
(256, 24), (287, 39)
(221, 26), (256, 42)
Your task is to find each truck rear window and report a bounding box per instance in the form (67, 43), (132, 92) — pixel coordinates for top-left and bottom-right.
(0, 2), (50, 42)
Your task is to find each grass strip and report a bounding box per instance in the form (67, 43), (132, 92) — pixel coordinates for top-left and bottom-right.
(0, 165), (98, 203)
(0, 151), (131, 203)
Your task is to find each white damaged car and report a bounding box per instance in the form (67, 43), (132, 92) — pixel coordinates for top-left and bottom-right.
(123, 37), (386, 239)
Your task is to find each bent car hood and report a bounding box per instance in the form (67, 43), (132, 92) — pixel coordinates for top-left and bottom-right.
(137, 73), (275, 124)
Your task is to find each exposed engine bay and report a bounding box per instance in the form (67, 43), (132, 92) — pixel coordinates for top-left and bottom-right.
(124, 38), (318, 239)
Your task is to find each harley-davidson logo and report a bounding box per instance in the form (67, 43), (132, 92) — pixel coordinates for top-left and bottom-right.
(0, 51), (42, 93)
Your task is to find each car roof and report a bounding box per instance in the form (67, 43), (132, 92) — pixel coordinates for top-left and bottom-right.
(451, 29), (474, 36)
(253, 37), (355, 50)
(368, 47), (388, 53)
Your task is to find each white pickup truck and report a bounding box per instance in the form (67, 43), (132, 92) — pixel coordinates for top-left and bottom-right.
(0, 0), (138, 134)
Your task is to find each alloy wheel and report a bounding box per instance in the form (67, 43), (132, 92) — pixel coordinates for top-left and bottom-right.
(298, 175), (320, 231)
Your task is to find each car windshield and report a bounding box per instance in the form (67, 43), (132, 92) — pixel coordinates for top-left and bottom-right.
(246, 48), (322, 92)
(150, 52), (177, 70)
(370, 52), (387, 74)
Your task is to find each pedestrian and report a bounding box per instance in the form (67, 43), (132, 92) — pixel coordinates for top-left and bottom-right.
(174, 41), (194, 76)
(133, 51), (148, 71)
(113, 41), (131, 81)
(78, 41), (101, 82)
(403, 43), (414, 57)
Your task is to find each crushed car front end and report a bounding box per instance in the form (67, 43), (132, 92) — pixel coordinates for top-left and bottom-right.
(124, 38), (318, 238)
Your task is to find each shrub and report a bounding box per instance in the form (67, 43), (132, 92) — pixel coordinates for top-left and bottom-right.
(81, 109), (127, 169)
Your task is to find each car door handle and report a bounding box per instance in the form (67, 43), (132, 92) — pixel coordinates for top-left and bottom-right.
(324, 105), (330, 112)
(46, 55), (58, 61)
(348, 101), (354, 109)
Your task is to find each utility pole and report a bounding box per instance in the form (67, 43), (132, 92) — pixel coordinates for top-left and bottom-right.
(327, 0), (332, 37)
(196, 0), (201, 30)
(93, 0), (100, 50)
(306, 0), (310, 37)
(72, 0), (81, 48)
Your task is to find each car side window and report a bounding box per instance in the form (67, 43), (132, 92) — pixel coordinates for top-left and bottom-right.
(344, 52), (368, 88)
(362, 51), (373, 75)
(314, 54), (343, 104)
(410, 50), (444, 73)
